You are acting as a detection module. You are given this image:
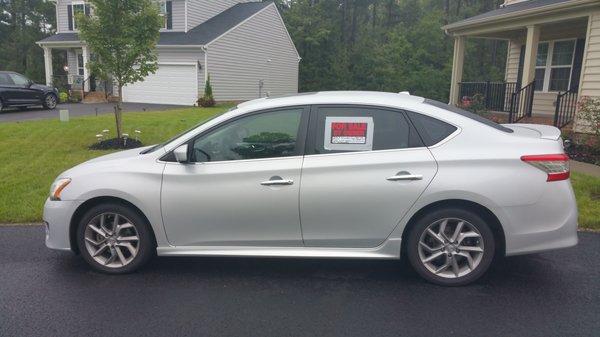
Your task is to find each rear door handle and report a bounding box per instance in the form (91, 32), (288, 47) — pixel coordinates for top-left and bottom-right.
(261, 176), (294, 186)
(387, 171), (423, 181)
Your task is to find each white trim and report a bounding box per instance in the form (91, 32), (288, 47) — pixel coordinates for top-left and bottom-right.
(204, 4), (272, 48)
(184, 0), (188, 33)
(55, 1), (60, 33)
(577, 14), (593, 99)
(156, 44), (204, 48)
(534, 38), (577, 93)
(203, 47), (208, 87)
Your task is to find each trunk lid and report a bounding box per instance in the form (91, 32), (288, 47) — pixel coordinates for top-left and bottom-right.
(502, 123), (562, 141)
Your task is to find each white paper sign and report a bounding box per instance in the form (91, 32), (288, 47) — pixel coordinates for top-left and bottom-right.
(324, 116), (374, 151)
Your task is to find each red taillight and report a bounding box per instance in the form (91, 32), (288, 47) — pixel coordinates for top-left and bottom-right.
(521, 154), (570, 182)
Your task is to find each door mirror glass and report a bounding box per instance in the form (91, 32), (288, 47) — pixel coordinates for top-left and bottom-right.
(173, 144), (189, 163)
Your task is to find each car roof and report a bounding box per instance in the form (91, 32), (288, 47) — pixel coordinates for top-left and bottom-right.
(236, 91), (425, 112)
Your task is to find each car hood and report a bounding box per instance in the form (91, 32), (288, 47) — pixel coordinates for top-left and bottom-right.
(84, 146), (156, 164)
(30, 83), (56, 92)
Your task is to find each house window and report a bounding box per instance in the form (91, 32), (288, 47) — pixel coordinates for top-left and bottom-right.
(534, 40), (576, 92)
(159, 1), (169, 29)
(77, 53), (85, 76)
(72, 2), (85, 30)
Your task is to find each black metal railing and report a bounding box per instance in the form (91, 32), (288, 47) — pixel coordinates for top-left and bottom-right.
(458, 81), (518, 112)
(554, 90), (578, 129)
(509, 81), (535, 123)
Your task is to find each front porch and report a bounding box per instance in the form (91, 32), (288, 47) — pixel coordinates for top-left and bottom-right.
(37, 38), (114, 103)
(443, 0), (600, 130)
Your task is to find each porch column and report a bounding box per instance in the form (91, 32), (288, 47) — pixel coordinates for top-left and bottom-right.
(43, 47), (53, 86)
(520, 25), (541, 87)
(449, 35), (465, 105)
(82, 44), (90, 92)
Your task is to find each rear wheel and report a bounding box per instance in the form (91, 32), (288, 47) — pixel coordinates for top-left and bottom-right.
(76, 203), (155, 274)
(43, 93), (57, 109)
(406, 208), (495, 286)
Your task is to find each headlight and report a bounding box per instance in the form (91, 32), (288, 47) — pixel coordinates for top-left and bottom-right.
(49, 178), (71, 201)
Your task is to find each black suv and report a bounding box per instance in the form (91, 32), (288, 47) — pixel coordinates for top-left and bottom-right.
(0, 71), (59, 111)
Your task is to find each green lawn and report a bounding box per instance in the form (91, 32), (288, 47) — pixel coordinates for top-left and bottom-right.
(0, 105), (230, 223)
(0, 107), (599, 231)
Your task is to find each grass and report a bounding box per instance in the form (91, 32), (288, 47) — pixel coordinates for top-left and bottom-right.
(0, 105), (599, 231)
(0, 104), (230, 223)
(571, 172), (600, 231)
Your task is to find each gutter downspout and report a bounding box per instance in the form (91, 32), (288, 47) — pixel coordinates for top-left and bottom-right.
(202, 46), (208, 87)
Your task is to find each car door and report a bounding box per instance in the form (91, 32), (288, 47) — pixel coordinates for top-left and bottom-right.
(299, 105), (438, 248)
(7, 73), (41, 104)
(161, 107), (310, 247)
(0, 73), (19, 103)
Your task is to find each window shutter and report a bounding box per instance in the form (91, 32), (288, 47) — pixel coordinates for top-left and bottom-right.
(516, 45), (525, 88)
(67, 5), (73, 31)
(84, 4), (91, 17)
(569, 38), (585, 92)
(166, 1), (173, 30)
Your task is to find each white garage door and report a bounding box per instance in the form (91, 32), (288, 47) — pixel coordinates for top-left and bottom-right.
(122, 64), (197, 105)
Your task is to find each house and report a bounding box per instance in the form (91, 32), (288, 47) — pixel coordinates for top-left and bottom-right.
(443, 0), (600, 129)
(36, 1), (300, 105)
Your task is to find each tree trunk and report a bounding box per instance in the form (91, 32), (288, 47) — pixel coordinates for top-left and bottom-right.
(115, 85), (123, 139)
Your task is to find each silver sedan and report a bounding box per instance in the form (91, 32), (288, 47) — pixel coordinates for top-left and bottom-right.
(44, 91), (577, 286)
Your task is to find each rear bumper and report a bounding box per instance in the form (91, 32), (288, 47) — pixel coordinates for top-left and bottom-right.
(43, 198), (81, 251)
(503, 180), (578, 256)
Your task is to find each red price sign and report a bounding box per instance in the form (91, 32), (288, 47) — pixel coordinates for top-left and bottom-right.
(331, 122), (368, 144)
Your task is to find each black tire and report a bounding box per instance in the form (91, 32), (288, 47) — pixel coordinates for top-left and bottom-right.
(76, 203), (155, 274)
(43, 93), (58, 109)
(406, 207), (495, 286)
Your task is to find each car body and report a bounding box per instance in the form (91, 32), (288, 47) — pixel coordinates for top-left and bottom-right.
(0, 71), (59, 111)
(43, 91), (578, 285)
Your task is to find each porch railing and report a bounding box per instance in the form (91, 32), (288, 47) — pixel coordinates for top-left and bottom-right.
(458, 81), (517, 112)
(509, 81), (535, 123)
(554, 90), (578, 129)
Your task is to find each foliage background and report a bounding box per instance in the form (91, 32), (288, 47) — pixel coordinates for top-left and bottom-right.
(1, 0), (506, 99)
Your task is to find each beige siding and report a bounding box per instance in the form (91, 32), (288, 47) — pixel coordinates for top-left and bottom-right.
(206, 4), (299, 101)
(532, 92), (556, 115)
(56, 0), (71, 33)
(580, 11), (600, 97)
(505, 40), (521, 82)
(186, 0), (255, 30)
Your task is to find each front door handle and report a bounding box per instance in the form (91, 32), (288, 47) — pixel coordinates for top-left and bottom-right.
(261, 176), (294, 186)
(387, 171), (423, 181)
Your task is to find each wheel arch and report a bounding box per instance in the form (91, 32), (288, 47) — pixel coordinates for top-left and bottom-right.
(69, 196), (156, 254)
(400, 199), (506, 257)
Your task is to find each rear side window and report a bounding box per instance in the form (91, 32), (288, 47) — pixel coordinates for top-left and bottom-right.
(0, 73), (14, 85)
(406, 111), (457, 146)
(310, 106), (423, 154)
(424, 99), (513, 133)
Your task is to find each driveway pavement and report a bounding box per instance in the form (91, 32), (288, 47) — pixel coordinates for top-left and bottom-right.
(1, 226), (598, 337)
(0, 102), (182, 122)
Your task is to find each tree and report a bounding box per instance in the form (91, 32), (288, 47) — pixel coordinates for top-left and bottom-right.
(77, 0), (162, 139)
(198, 74), (215, 107)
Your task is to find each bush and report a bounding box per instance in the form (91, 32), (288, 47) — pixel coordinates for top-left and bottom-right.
(69, 91), (82, 103)
(59, 92), (68, 103)
(198, 74), (215, 107)
(577, 96), (600, 147)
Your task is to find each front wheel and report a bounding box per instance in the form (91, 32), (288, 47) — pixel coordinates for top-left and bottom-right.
(406, 208), (495, 286)
(43, 93), (57, 109)
(76, 203), (155, 274)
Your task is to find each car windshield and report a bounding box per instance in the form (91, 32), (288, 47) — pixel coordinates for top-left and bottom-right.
(140, 112), (226, 154)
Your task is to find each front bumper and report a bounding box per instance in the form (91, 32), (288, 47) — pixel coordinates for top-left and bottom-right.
(43, 198), (81, 251)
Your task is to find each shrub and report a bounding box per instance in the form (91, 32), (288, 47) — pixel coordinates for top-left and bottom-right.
(198, 74), (215, 107)
(59, 92), (69, 103)
(577, 96), (600, 149)
(69, 91), (82, 103)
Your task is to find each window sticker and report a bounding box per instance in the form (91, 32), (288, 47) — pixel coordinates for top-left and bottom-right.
(324, 116), (374, 151)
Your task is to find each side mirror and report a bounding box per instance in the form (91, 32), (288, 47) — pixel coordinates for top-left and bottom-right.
(27, 80), (34, 87)
(173, 144), (189, 163)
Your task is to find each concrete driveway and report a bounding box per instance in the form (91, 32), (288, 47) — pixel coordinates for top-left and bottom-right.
(1, 225), (598, 337)
(0, 102), (183, 122)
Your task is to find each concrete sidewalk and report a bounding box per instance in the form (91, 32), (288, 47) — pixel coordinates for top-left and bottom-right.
(571, 160), (600, 178)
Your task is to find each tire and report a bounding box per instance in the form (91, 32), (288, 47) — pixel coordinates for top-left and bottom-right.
(0, 98), (4, 111)
(406, 207), (495, 286)
(43, 93), (57, 109)
(76, 203), (155, 274)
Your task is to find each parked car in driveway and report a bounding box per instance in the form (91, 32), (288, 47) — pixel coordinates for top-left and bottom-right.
(0, 71), (58, 111)
(43, 91), (578, 286)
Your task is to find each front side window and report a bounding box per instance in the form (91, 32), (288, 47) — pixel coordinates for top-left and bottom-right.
(311, 106), (423, 154)
(191, 108), (304, 162)
(534, 40), (575, 92)
(8, 73), (30, 86)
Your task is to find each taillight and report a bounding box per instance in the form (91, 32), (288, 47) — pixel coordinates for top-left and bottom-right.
(521, 154), (570, 182)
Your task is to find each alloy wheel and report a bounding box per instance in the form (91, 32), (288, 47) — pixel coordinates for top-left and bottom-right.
(84, 212), (140, 268)
(45, 94), (57, 109)
(417, 218), (484, 279)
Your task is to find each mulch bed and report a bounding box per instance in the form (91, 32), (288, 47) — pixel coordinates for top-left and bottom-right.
(89, 137), (144, 150)
(565, 141), (600, 166)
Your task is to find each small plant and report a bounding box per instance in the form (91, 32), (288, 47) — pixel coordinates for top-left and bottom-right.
(69, 91), (82, 103)
(198, 74), (216, 107)
(59, 92), (68, 103)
